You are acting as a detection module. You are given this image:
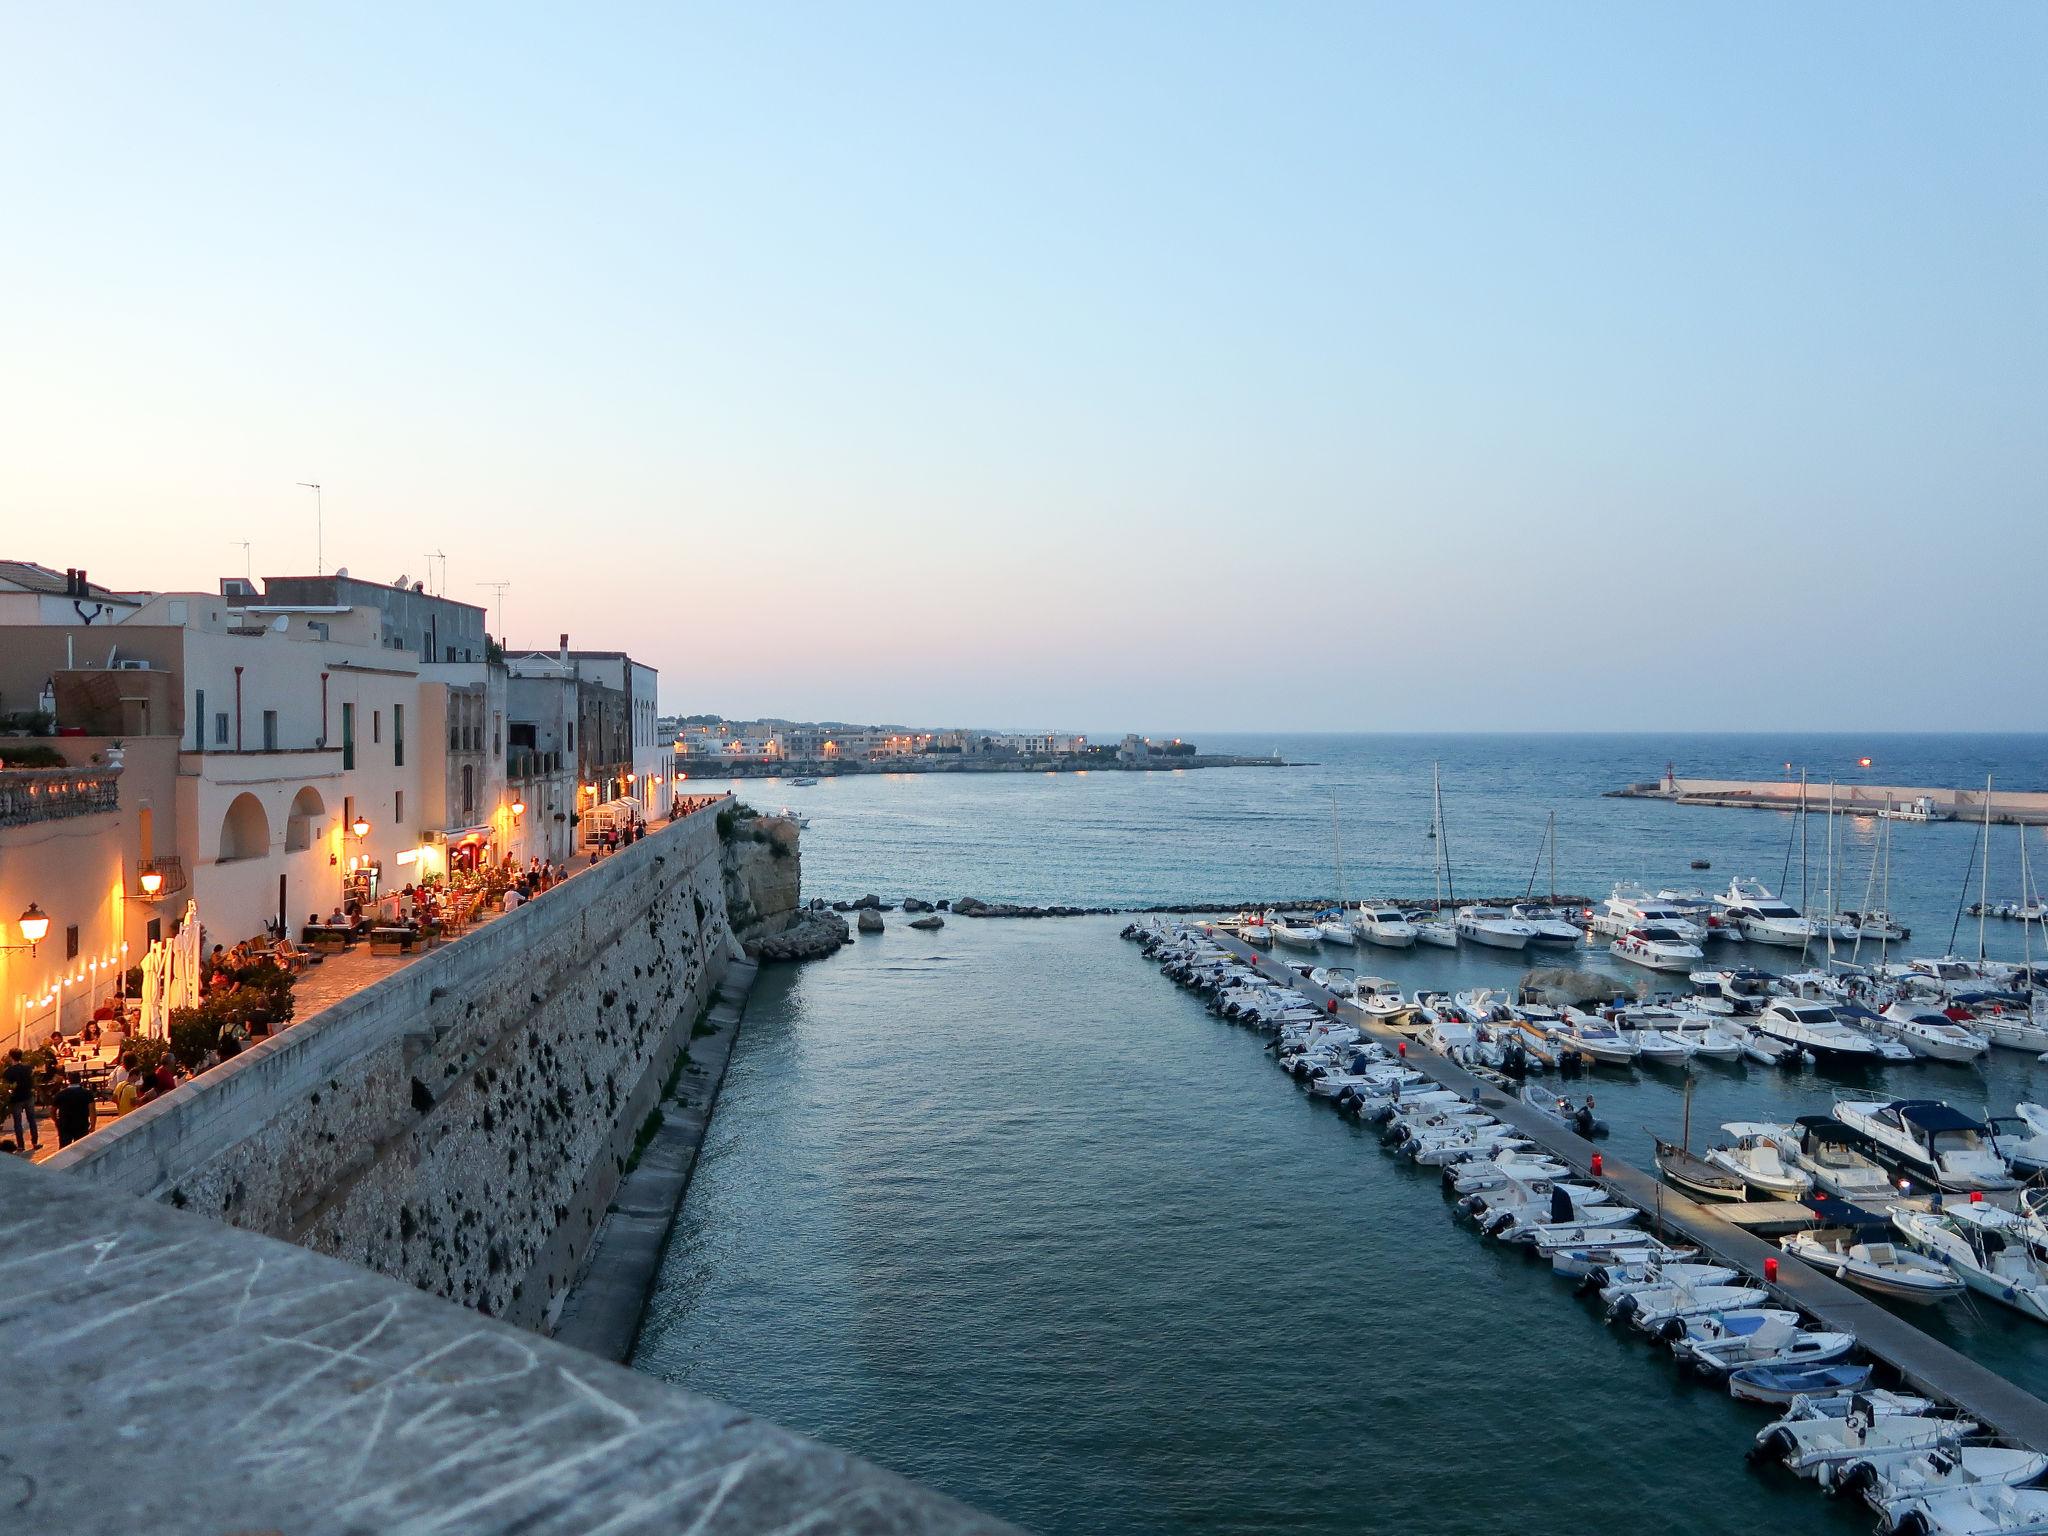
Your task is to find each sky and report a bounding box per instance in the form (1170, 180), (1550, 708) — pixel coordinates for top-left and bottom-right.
(1, 4), (2042, 733)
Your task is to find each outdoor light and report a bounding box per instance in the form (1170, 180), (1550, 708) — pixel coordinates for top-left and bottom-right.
(352, 816), (371, 838)
(139, 865), (163, 896)
(511, 799), (527, 818)
(14, 903), (50, 952)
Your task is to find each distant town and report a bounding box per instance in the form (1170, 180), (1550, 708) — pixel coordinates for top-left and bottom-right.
(661, 717), (1289, 776)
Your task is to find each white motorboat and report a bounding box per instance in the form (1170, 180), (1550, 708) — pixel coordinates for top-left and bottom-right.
(1454, 906), (1535, 951)
(1876, 1003), (1990, 1063)
(1891, 1205), (2048, 1323)
(1268, 913), (1323, 949)
(1405, 910), (1459, 948)
(1595, 1262), (1738, 1309)
(1992, 1104), (2048, 1176)
(1703, 1123), (1811, 1198)
(1654, 887), (1747, 942)
(1351, 977), (1409, 1020)
(1659, 1011), (1746, 1061)
(1878, 796), (1950, 822)
(1688, 967), (1776, 1015)
(1593, 885), (1709, 944)
(1621, 1024), (1696, 1066)
(1835, 1099), (2016, 1191)
(1670, 1312), (1857, 1376)
(1715, 877), (1822, 947)
(1611, 924), (1705, 973)
(1881, 1482), (2048, 1536)
(1783, 1117), (1897, 1202)
(1354, 906), (1416, 948)
(1558, 1010), (1639, 1065)
(1315, 913), (1357, 945)
(1971, 1001), (2048, 1054)
(1618, 1283), (1772, 1333)
(1519, 1084), (1608, 1138)
(1831, 909), (1911, 944)
(1236, 911), (1273, 947)
(1507, 903), (1582, 945)
(1723, 1019), (1802, 1066)
(1755, 1000), (1883, 1067)
(1779, 1228), (1964, 1304)
(1752, 1400), (1977, 1479)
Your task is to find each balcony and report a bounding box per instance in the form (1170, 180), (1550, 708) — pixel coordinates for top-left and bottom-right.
(134, 855), (190, 902)
(0, 767), (119, 828)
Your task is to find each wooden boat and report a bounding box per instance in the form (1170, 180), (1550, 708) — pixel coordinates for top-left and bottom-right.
(1655, 1137), (1748, 1201)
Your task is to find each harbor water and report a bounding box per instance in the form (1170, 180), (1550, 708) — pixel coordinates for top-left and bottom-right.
(635, 734), (2048, 1534)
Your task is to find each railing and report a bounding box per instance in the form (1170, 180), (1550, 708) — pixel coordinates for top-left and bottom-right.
(0, 767), (119, 828)
(135, 855), (189, 902)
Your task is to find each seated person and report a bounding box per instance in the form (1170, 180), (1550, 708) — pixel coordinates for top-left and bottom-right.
(326, 907), (349, 927)
(80, 1018), (100, 1045)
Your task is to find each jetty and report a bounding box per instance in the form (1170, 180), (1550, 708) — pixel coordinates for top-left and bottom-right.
(1206, 927), (2048, 1454)
(1610, 773), (2048, 826)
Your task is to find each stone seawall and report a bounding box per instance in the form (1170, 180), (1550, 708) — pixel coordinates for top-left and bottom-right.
(48, 809), (745, 1332)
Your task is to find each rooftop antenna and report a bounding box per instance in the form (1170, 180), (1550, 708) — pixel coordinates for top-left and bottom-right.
(231, 540), (251, 581)
(297, 482), (323, 574)
(434, 549), (448, 595)
(477, 580), (510, 639)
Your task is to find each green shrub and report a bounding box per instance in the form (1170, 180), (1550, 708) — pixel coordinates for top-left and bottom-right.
(167, 1009), (219, 1071)
(0, 743), (65, 768)
(125, 1037), (170, 1080)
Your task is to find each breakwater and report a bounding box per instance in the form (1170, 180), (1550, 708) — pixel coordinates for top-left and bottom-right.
(1612, 775), (2048, 825)
(818, 893), (1595, 918)
(45, 806), (793, 1332)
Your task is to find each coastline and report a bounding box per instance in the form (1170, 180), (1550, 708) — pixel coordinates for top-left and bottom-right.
(695, 754), (1298, 779)
(553, 959), (758, 1362)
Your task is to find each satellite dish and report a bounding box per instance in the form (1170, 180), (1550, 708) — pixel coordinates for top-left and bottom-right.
(413, 581), (425, 592)
(393, 572), (409, 588)
(335, 566), (349, 578)
(272, 615), (289, 632)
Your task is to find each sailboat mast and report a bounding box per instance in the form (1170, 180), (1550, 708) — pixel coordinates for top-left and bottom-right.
(2020, 825), (2033, 1003)
(1979, 775), (1994, 963)
(1549, 811), (1558, 903)
(1330, 793), (1346, 908)
(1434, 762), (1455, 908)
(1824, 781), (1837, 970)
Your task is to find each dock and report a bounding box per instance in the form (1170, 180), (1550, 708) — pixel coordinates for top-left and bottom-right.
(1206, 928), (2048, 1453)
(1608, 774), (2048, 826)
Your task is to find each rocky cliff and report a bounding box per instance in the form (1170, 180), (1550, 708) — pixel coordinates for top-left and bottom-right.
(720, 808), (801, 943)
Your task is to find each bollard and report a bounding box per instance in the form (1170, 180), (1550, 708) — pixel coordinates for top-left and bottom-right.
(1764, 1256), (1779, 1284)
(1397, 1040), (1406, 1057)
(1590, 1152), (1603, 1177)
(1970, 1190), (1984, 1203)
(1327, 999), (1337, 1014)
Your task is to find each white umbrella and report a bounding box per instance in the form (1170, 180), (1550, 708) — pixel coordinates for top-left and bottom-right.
(140, 944), (161, 1040)
(174, 901), (201, 1010)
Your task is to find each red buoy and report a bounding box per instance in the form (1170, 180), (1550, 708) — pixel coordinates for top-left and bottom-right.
(1764, 1256), (1779, 1283)
(1590, 1152), (1603, 1177)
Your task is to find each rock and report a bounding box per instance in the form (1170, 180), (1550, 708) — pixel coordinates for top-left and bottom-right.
(908, 915), (944, 930)
(830, 901), (853, 912)
(856, 909), (885, 933)
(935, 900), (950, 911)
(853, 893), (882, 910)
(1518, 966), (1630, 1007)
(903, 897), (929, 913)
(953, 897), (988, 916)
(749, 910), (851, 964)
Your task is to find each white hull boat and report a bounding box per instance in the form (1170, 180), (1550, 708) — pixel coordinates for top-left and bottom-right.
(1780, 1230), (1964, 1304)
(1703, 1124), (1811, 1198)
(1611, 927), (1705, 973)
(1834, 1099), (2016, 1192)
(1891, 1206), (2048, 1323)
(1455, 906), (1536, 951)
(1355, 907), (1417, 948)
(1407, 912), (1459, 949)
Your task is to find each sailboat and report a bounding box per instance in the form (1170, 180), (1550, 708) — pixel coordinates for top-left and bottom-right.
(1319, 795), (1358, 944)
(1512, 812), (1582, 943)
(1656, 1078), (1749, 1201)
(1410, 765), (1458, 948)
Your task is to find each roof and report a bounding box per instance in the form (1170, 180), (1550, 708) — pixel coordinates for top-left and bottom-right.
(0, 560), (128, 599)
(1894, 1100), (1987, 1132)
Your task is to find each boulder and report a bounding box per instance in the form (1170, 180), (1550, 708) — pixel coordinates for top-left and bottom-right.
(903, 897), (930, 913)
(1518, 967), (1631, 1007)
(909, 915), (944, 930)
(853, 893), (882, 910)
(856, 909), (885, 933)
(749, 910), (851, 964)
(953, 896), (988, 916)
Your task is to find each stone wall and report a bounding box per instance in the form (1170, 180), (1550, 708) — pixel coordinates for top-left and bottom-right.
(721, 809), (801, 940)
(48, 808), (754, 1332)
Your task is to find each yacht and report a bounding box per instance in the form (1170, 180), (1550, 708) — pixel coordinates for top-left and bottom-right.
(1610, 924), (1705, 973)
(1507, 903), (1582, 945)
(1454, 906), (1536, 951)
(1753, 1000), (1881, 1067)
(1891, 1204), (2048, 1322)
(1687, 967), (1776, 1015)
(1781, 1115), (1896, 1202)
(1992, 1104), (2048, 1176)
(1653, 887), (1746, 942)
(1593, 885), (1709, 944)
(1875, 1003), (1990, 1063)
(1268, 913), (1323, 950)
(1714, 877), (1821, 948)
(1834, 1099), (2016, 1191)
(1355, 906), (1417, 949)
(1351, 977), (1409, 1020)
(1405, 910), (1459, 949)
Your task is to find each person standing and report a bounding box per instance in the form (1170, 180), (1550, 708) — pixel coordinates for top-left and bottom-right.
(52, 1072), (94, 1148)
(3, 1049), (38, 1153)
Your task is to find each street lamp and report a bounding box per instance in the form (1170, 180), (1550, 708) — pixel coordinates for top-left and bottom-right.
(351, 816), (371, 839)
(510, 799), (527, 818)
(139, 865), (164, 897)
(4, 903), (50, 954)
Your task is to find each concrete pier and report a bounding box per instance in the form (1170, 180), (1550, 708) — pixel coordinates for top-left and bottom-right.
(1206, 928), (2048, 1453)
(1610, 775), (2048, 826)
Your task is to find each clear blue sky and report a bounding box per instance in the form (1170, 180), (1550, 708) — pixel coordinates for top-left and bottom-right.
(1, 4), (2040, 732)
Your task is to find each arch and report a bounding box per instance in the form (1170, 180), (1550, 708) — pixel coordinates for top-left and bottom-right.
(284, 785), (326, 852)
(218, 792), (270, 863)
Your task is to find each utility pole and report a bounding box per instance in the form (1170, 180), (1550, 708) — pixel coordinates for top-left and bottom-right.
(478, 580), (510, 640)
(297, 482), (323, 574)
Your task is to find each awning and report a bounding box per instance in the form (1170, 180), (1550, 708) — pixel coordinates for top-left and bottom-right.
(443, 824), (494, 847)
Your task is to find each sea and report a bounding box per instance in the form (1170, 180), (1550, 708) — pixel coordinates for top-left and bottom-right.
(632, 735), (2048, 1536)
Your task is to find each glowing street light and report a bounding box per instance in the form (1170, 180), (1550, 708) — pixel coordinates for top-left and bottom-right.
(12, 903), (51, 953)
(351, 816), (371, 839)
(139, 865), (164, 896)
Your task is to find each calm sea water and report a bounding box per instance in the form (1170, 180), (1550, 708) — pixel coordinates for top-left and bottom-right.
(636, 735), (2048, 1535)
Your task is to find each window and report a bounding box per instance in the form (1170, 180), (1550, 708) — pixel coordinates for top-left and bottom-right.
(214, 712), (229, 746)
(262, 710), (278, 751)
(395, 789), (404, 823)
(341, 702), (356, 770)
(194, 688), (206, 750)
(393, 704), (404, 766)
(373, 710), (382, 745)
(461, 764), (474, 816)
(450, 727), (461, 751)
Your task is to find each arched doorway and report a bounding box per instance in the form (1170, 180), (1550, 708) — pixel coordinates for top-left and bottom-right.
(284, 785), (326, 852)
(218, 793), (270, 862)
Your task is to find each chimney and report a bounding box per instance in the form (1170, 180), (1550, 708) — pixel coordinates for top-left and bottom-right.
(64, 567), (77, 595)
(559, 633), (569, 670)
(77, 569), (87, 595)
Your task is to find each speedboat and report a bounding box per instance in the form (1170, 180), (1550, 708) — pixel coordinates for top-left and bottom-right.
(1751, 1399), (1977, 1479)
(1832, 909), (1911, 944)
(1991, 1104), (2048, 1176)
(788, 776), (819, 787)
(1655, 887), (1747, 942)
(1354, 906), (1416, 948)
(1969, 1000), (2048, 1054)
(1507, 903), (1582, 944)
(1655, 1138), (1748, 1201)
(1351, 977), (1409, 1020)
(1611, 924), (1705, 973)
(1236, 912), (1273, 947)
(1669, 1311), (1856, 1376)
(1779, 1228), (1964, 1304)
(1755, 1000), (1883, 1067)
(1703, 1123), (1811, 1198)
(1873, 1003), (1989, 1063)
(1659, 1012), (1746, 1061)
(1454, 906), (1536, 951)
(1558, 1010), (1639, 1066)
(1405, 910), (1458, 948)
(1727, 1361), (1874, 1406)
(1268, 913), (1323, 949)
(1519, 1084), (1609, 1138)
(1892, 1205), (2048, 1322)
(1315, 911), (1357, 945)
(1619, 1284), (1772, 1333)
(1688, 967), (1776, 1015)
(1783, 1116), (1898, 1202)
(1715, 877), (1822, 947)
(1881, 1482), (2048, 1536)
(1834, 1100), (2016, 1192)
(1593, 885), (1709, 943)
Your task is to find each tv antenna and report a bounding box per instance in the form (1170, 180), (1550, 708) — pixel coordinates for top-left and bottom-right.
(432, 550), (448, 595)
(477, 580), (510, 638)
(231, 540), (251, 581)
(296, 482), (323, 574)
